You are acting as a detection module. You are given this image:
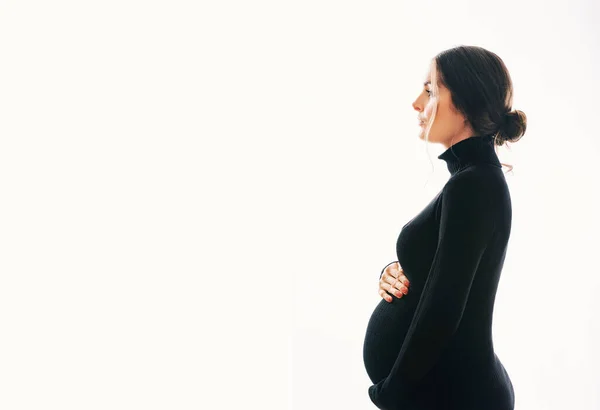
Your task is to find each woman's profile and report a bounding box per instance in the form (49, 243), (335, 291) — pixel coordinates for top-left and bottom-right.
(363, 45), (527, 410)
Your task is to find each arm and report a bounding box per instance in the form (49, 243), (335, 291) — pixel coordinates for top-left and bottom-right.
(368, 174), (496, 409)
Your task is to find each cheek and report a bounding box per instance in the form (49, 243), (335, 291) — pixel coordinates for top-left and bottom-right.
(424, 100), (437, 119)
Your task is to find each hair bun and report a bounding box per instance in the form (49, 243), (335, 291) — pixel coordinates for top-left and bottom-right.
(497, 109), (527, 145)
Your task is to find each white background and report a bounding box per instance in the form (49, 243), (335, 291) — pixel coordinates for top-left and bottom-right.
(1, 1), (599, 409)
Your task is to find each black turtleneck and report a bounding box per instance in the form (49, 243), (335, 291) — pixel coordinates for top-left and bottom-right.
(437, 134), (502, 175)
(364, 134), (515, 410)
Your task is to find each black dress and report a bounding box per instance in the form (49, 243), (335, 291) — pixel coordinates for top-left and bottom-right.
(363, 134), (515, 410)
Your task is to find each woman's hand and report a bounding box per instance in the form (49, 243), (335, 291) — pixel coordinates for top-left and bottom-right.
(379, 262), (410, 303)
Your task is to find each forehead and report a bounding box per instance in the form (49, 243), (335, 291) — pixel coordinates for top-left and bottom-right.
(423, 65), (443, 88)
(423, 70), (432, 86)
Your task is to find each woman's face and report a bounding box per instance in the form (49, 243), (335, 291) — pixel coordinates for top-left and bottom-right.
(412, 71), (474, 149)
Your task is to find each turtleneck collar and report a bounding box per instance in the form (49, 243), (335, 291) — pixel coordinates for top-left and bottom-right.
(437, 134), (501, 176)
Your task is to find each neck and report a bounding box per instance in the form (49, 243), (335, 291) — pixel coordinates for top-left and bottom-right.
(437, 134), (501, 175)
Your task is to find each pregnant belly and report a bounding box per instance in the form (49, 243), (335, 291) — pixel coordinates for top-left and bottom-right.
(363, 294), (418, 383)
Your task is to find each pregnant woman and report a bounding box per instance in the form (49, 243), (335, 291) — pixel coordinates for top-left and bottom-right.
(363, 45), (527, 410)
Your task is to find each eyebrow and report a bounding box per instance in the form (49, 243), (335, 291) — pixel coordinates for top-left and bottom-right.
(423, 81), (431, 86)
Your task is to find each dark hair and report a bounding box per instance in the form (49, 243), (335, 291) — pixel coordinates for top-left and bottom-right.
(432, 46), (527, 172)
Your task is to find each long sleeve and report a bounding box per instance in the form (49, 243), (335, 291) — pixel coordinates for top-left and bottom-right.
(368, 173), (497, 409)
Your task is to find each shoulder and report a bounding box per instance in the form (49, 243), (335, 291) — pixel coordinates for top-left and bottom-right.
(441, 164), (506, 223)
(440, 165), (500, 234)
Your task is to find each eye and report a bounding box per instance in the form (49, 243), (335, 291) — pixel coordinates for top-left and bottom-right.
(425, 89), (431, 96)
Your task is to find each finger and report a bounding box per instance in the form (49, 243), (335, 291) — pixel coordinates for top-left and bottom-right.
(387, 273), (408, 294)
(378, 288), (393, 303)
(378, 280), (394, 298)
(383, 266), (399, 283)
(387, 281), (406, 298)
(382, 265), (394, 281)
(392, 266), (410, 287)
(381, 270), (391, 284)
(385, 261), (402, 277)
(386, 268), (410, 289)
(384, 275), (403, 294)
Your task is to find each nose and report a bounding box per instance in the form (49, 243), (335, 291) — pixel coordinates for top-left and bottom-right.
(412, 100), (422, 112)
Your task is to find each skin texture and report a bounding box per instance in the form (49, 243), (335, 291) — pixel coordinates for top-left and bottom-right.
(378, 65), (477, 303)
(413, 66), (475, 150)
(379, 262), (410, 303)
